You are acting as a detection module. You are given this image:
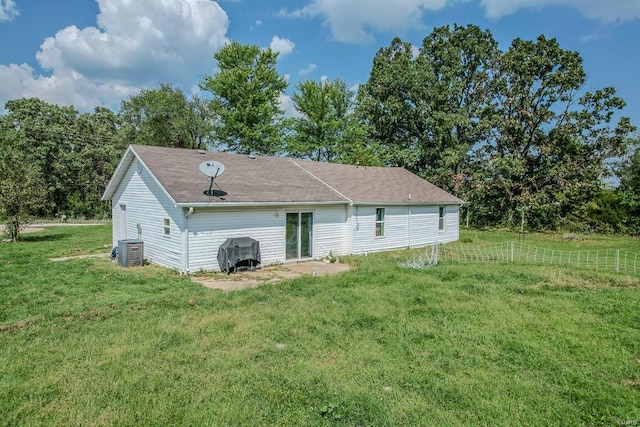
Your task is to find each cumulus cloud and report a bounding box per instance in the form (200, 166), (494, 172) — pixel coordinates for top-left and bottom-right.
(284, 0), (640, 44)
(1, 0), (229, 110)
(283, 0), (448, 44)
(299, 63), (317, 75)
(278, 93), (302, 118)
(481, 0), (640, 23)
(0, 0), (18, 22)
(269, 36), (295, 57)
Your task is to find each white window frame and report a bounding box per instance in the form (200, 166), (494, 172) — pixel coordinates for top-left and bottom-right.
(375, 207), (385, 237)
(438, 206), (446, 232)
(163, 217), (171, 237)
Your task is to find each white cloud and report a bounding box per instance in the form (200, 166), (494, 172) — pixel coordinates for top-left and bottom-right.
(0, 0), (18, 22)
(0, 63), (138, 112)
(279, 93), (303, 118)
(284, 0), (640, 45)
(285, 0), (448, 44)
(1, 0), (229, 111)
(299, 63), (317, 75)
(481, 0), (640, 24)
(269, 36), (295, 57)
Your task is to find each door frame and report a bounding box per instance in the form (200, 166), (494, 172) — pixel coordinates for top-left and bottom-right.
(119, 204), (127, 240)
(285, 211), (314, 261)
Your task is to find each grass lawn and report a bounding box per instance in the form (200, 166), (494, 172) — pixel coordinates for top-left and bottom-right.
(1, 225), (639, 426)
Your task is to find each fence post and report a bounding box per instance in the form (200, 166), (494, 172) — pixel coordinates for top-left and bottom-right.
(616, 249), (620, 273)
(511, 241), (514, 263)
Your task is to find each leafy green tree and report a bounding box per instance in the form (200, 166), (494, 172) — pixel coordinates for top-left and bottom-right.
(1, 98), (122, 219)
(119, 83), (213, 150)
(356, 37), (421, 170)
(356, 25), (498, 191)
(357, 27), (635, 231)
(289, 78), (379, 165)
(416, 25), (499, 225)
(76, 107), (126, 217)
(0, 133), (49, 241)
(477, 35), (635, 229)
(200, 41), (288, 155)
(2, 98), (82, 217)
(616, 141), (640, 234)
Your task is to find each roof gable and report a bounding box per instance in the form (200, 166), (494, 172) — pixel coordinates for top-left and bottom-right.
(103, 145), (463, 206)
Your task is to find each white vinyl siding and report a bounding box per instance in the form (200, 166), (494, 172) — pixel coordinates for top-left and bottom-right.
(311, 206), (349, 258)
(408, 205), (459, 247)
(352, 204), (460, 254)
(187, 208), (283, 272)
(110, 160), (182, 269)
(186, 205), (348, 272)
(352, 206), (407, 253)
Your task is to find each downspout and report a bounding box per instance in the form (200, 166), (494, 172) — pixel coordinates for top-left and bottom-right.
(408, 205), (412, 248)
(346, 202), (354, 255)
(181, 207), (195, 274)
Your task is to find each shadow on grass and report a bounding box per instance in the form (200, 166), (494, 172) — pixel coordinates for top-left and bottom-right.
(20, 233), (70, 242)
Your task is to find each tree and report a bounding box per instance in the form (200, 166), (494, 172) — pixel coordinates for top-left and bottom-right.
(1, 98), (122, 219)
(356, 25), (499, 192)
(289, 78), (379, 165)
(356, 37), (422, 170)
(0, 133), (49, 241)
(416, 25), (499, 226)
(616, 140), (640, 234)
(2, 98), (82, 217)
(76, 107), (126, 218)
(200, 41), (288, 156)
(477, 35), (635, 229)
(118, 83), (213, 150)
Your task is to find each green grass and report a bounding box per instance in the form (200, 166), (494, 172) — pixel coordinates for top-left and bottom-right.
(1, 226), (639, 426)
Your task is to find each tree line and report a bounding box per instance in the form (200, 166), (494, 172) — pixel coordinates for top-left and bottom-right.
(1, 25), (638, 240)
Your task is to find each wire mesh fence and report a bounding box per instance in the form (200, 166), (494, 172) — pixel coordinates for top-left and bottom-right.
(401, 241), (640, 275)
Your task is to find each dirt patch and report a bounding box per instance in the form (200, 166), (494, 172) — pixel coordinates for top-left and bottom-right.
(0, 225), (45, 239)
(191, 260), (352, 291)
(50, 253), (110, 262)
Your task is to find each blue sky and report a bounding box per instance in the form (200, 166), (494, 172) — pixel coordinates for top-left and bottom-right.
(0, 0), (638, 127)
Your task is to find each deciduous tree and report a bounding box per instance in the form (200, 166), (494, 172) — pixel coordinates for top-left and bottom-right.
(289, 78), (379, 165)
(1, 98), (122, 219)
(0, 133), (48, 241)
(477, 35), (634, 229)
(356, 25), (498, 192)
(200, 42), (288, 155)
(118, 84), (213, 150)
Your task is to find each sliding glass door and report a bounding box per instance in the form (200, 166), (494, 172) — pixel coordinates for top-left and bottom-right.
(286, 212), (313, 260)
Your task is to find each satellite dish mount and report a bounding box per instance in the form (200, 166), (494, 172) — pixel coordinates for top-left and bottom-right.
(199, 161), (227, 199)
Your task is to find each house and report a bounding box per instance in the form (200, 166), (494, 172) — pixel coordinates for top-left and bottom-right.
(101, 145), (463, 273)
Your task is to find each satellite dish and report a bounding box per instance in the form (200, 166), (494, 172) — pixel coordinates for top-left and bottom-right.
(199, 160), (226, 200)
(199, 161), (225, 178)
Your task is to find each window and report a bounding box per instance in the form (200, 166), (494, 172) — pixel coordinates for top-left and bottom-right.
(439, 207), (445, 231)
(375, 208), (385, 237)
(163, 218), (171, 237)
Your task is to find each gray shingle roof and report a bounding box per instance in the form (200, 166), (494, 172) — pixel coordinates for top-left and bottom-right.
(291, 158), (463, 204)
(105, 145), (463, 206)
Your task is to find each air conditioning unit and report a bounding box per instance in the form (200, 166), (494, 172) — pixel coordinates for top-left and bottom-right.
(117, 239), (144, 267)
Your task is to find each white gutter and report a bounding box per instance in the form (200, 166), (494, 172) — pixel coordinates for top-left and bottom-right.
(174, 200), (350, 208)
(350, 201), (464, 207)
